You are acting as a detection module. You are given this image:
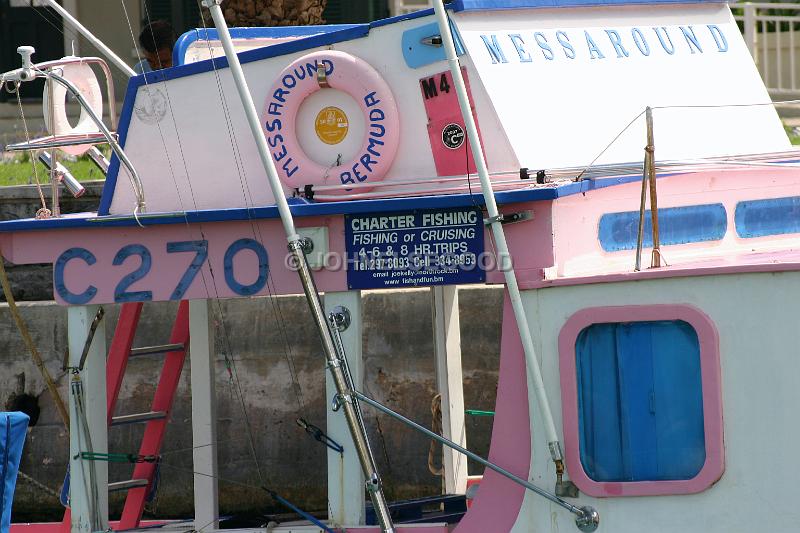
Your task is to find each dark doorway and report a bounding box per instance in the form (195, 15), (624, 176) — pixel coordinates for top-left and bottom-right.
(0, 0), (64, 101)
(324, 0), (390, 24)
(144, 0), (201, 36)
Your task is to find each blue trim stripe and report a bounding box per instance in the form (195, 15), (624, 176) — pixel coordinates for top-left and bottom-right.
(449, 0), (726, 11)
(5, 172), (713, 234)
(598, 203), (727, 252)
(97, 75), (141, 216)
(173, 25), (364, 66)
(369, 8), (435, 28)
(1, 181), (592, 233)
(735, 196), (800, 239)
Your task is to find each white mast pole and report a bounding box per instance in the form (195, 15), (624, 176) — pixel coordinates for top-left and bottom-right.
(43, 0), (136, 78)
(431, 1), (565, 469)
(199, 1), (300, 242)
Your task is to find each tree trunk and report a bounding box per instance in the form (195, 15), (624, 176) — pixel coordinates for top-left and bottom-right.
(203, 0), (328, 27)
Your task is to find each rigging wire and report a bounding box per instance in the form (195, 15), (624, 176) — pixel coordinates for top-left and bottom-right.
(11, 82), (49, 215)
(190, 0), (309, 421)
(30, 4), (67, 40)
(128, 0), (271, 487)
(575, 99), (800, 181)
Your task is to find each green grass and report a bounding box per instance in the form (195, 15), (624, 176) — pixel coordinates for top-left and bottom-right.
(785, 124), (800, 146)
(0, 156), (104, 186)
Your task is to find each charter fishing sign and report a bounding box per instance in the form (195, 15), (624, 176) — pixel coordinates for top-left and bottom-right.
(345, 208), (485, 289)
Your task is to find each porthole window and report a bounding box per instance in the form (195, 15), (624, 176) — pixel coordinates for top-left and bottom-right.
(558, 305), (724, 497)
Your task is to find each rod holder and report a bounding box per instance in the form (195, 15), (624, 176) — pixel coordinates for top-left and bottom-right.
(38, 152), (86, 198)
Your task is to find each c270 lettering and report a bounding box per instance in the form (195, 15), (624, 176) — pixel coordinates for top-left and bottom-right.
(54, 239), (270, 304)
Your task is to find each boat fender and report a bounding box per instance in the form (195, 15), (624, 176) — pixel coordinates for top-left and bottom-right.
(42, 60), (104, 156)
(264, 50), (400, 193)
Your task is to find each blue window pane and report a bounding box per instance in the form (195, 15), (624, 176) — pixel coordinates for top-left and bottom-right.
(735, 196), (800, 238)
(576, 320), (706, 482)
(598, 204), (727, 252)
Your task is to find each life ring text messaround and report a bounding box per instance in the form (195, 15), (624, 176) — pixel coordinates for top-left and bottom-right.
(263, 50), (400, 194)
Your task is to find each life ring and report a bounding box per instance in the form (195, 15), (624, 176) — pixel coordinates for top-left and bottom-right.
(42, 60), (103, 156)
(263, 50), (400, 193)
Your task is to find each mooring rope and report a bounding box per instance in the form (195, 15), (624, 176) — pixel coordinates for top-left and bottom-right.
(16, 470), (61, 500)
(0, 246), (69, 430)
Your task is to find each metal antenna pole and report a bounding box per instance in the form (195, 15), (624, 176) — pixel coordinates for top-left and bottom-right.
(431, 0), (565, 472)
(200, 2), (395, 531)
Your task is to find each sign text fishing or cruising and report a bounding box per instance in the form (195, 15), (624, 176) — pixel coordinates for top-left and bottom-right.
(345, 208), (485, 289)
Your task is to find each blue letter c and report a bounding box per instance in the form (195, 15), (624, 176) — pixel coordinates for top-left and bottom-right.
(54, 247), (98, 305)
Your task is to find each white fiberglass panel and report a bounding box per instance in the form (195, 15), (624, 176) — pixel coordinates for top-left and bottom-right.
(514, 271), (800, 533)
(109, 13), (519, 214)
(454, 4), (790, 170)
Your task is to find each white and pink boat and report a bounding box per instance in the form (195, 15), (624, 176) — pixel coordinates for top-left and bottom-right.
(2, 0), (799, 532)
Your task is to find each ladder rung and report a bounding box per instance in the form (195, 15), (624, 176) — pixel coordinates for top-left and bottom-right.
(129, 343), (185, 357)
(111, 411), (167, 426)
(108, 479), (148, 492)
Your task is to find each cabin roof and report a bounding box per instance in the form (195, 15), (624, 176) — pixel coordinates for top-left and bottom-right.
(449, 0), (726, 11)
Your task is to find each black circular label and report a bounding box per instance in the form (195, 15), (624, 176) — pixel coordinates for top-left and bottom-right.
(442, 123), (465, 150)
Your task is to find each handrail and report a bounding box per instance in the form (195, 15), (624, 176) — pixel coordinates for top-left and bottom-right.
(45, 71), (146, 214)
(734, 2), (800, 93)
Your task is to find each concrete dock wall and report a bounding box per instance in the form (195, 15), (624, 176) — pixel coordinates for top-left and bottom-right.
(2, 287), (503, 521)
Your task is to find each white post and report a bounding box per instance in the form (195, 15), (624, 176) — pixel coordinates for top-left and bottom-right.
(324, 291), (365, 526)
(190, 300), (219, 531)
(431, 286), (467, 495)
(67, 305), (108, 533)
(744, 4), (757, 59)
(43, 0), (136, 78)
(61, 0), (80, 57)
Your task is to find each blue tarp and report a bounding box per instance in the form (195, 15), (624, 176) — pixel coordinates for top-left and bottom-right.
(1, 412), (29, 533)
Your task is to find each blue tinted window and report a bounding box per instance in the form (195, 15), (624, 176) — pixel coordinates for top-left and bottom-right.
(598, 204), (727, 252)
(735, 196), (800, 238)
(576, 320), (705, 481)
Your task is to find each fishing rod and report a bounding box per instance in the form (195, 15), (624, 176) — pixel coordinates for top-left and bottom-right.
(199, 2), (396, 532)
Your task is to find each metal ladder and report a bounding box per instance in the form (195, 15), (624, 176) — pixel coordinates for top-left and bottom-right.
(60, 301), (190, 530)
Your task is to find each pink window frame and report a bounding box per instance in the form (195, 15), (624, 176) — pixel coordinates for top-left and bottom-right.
(558, 304), (725, 497)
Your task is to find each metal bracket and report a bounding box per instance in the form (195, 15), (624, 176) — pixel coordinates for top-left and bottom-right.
(556, 478), (580, 498)
(76, 307), (105, 372)
(365, 473), (381, 493)
(576, 506), (600, 532)
(316, 62), (330, 89)
(519, 168), (550, 184)
(484, 211), (533, 226)
(331, 393), (350, 412)
(421, 35), (443, 47)
(299, 237), (314, 255)
(330, 306), (351, 332)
